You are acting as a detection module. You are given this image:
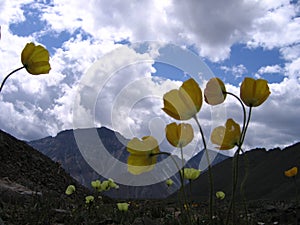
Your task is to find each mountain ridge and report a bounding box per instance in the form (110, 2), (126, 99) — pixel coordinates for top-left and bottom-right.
(28, 127), (228, 199)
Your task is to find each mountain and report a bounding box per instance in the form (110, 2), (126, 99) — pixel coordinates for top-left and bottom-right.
(28, 127), (228, 199)
(28, 126), (300, 201)
(28, 127), (128, 189)
(0, 129), (93, 224)
(187, 144), (300, 201)
(2, 126), (299, 202)
(28, 127), (174, 199)
(0, 129), (90, 196)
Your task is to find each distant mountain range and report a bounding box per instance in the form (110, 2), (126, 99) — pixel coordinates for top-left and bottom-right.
(28, 127), (228, 199)
(1, 127), (300, 201)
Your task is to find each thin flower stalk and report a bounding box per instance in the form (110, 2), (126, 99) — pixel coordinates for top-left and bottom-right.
(193, 115), (214, 224)
(0, 67), (25, 93)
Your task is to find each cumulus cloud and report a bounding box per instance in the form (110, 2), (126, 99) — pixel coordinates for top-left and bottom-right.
(249, 78), (300, 148)
(257, 65), (283, 74)
(37, 0), (281, 61)
(220, 64), (248, 78)
(0, 0), (33, 24)
(209, 78), (300, 151)
(168, 0), (266, 61)
(248, 0), (300, 49)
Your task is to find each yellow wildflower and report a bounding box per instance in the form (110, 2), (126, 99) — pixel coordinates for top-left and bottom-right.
(21, 42), (51, 75)
(127, 136), (160, 175)
(165, 122), (194, 148)
(240, 77), (270, 107)
(162, 78), (202, 120)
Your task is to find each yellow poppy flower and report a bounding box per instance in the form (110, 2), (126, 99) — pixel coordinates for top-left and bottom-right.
(181, 168), (201, 180)
(101, 180), (111, 191)
(216, 191), (225, 200)
(166, 179), (174, 187)
(127, 136), (160, 175)
(284, 166), (298, 178)
(65, 185), (76, 195)
(91, 180), (101, 190)
(108, 178), (119, 189)
(165, 122), (194, 148)
(162, 78), (202, 120)
(21, 42), (51, 75)
(240, 77), (270, 107)
(85, 195), (94, 204)
(117, 202), (129, 212)
(211, 118), (241, 150)
(204, 77), (227, 105)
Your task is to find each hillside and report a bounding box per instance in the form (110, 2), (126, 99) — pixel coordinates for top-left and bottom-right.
(189, 144), (300, 201)
(0, 129), (93, 224)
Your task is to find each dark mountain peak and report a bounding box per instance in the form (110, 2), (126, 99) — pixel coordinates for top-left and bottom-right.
(0, 129), (90, 197)
(34, 126), (124, 141)
(28, 126), (131, 195)
(268, 147), (281, 152)
(247, 147), (267, 154)
(55, 128), (74, 138)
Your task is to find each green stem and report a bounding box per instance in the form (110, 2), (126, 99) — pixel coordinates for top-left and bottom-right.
(189, 180), (192, 203)
(294, 177), (299, 206)
(193, 115), (214, 223)
(240, 149), (249, 225)
(193, 115), (207, 149)
(225, 149), (240, 225)
(241, 106), (252, 144)
(225, 95), (251, 225)
(293, 176), (299, 224)
(226, 92), (247, 135)
(180, 146), (193, 224)
(0, 66), (25, 93)
(151, 151), (192, 224)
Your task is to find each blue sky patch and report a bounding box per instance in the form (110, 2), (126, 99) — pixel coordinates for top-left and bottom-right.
(205, 44), (285, 85)
(9, 3), (47, 37)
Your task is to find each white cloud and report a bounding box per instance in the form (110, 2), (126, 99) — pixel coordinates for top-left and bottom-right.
(0, 0), (33, 25)
(278, 44), (300, 79)
(248, 1), (300, 49)
(285, 58), (300, 79)
(38, 0), (284, 61)
(220, 64), (248, 78)
(212, 78), (300, 151)
(33, 0), (299, 63)
(168, 0), (265, 61)
(280, 44), (300, 61)
(258, 65), (283, 74)
(71, 44), (170, 141)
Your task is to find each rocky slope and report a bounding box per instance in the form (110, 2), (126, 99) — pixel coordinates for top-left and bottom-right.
(0, 129), (94, 225)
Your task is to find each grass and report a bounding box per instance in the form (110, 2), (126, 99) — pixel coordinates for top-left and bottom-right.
(1, 187), (299, 225)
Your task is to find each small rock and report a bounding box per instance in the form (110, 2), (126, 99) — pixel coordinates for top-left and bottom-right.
(0, 217), (4, 225)
(132, 216), (157, 225)
(265, 205), (277, 212)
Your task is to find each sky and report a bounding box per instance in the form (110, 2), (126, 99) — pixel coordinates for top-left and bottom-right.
(0, 0), (300, 157)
